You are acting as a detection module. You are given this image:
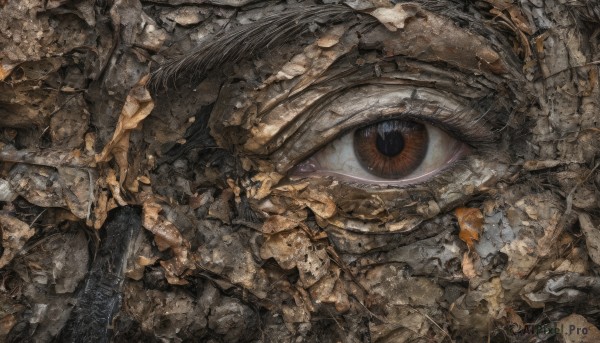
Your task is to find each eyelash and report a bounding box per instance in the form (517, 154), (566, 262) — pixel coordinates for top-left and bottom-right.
(397, 108), (497, 146)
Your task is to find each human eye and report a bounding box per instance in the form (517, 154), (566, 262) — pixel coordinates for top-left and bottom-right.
(291, 116), (468, 186)
(273, 85), (497, 189)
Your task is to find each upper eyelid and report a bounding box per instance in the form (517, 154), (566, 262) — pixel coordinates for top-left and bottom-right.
(241, 57), (508, 155)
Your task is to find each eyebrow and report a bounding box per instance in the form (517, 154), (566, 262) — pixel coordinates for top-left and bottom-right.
(151, 1), (527, 90)
(151, 5), (357, 88)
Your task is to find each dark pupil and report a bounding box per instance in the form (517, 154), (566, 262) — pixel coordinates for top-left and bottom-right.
(375, 124), (404, 157)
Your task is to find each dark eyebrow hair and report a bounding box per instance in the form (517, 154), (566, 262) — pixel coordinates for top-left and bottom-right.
(151, 4), (357, 89)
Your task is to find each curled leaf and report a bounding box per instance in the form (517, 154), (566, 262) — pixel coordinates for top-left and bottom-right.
(96, 75), (154, 187)
(142, 201), (194, 285)
(455, 207), (484, 250)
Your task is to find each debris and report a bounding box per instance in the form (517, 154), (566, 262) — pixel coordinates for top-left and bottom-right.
(0, 214), (35, 268)
(0, 178), (17, 202)
(96, 75), (154, 186)
(455, 207), (484, 250)
(142, 201), (194, 285)
(578, 213), (600, 265)
(523, 159), (563, 171)
(368, 3), (420, 31)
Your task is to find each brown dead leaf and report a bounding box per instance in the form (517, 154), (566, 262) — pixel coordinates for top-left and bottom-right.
(309, 265), (350, 313)
(142, 201), (195, 285)
(506, 6), (533, 34)
(105, 168), (128, 206)
(96, 74), (154, 186)
(487, 2), (533, 61)
(455, 207), (484, 250)
(137, 175), (151, 184)
(249, 172), (284, 200)
(282, 304), (311, 325)
(0, 63), (16, 81)
(0, 214), (35, 268)
(586, 67), (598, 96)
(505, 307), (524, 333)
(298, 188), (337, 219)
(89, 189), (117, 229)
(261, 215), (300, 234)
(188, 191), (213, 210)
(57, 166), (94, 219)
(484, 0), (533, 34)
(461, 252), (478, 279)
(125, 255), (159, 281)
(242, 24), (357, 153)
(260, 228), (330, 287)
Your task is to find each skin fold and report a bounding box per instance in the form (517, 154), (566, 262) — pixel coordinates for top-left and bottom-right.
(0, 0), (599, 342)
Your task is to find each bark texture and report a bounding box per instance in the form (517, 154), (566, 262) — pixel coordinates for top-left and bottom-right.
(0, 0), (599, 342)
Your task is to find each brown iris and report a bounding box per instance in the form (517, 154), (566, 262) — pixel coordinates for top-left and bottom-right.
(353, 120), (428, 179)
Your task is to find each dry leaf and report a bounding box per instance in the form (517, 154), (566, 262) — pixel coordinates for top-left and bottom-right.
(455, 207), (484, 250)
(579, 213), (600, 265)
(369, 3), (419, 31)
(309, 265), (350, 312)
(8, 164), (93, 219)
(249, 172), (284, 200)
(90, 189), (117, 229)
(316, 24), (347, 48)
(0, 214), (35, 268)
(137, 175), (151, 184)
(105, 168), (128, 206)
(261, 215), (300, 234)
(298, 188), (337, 219)
(142, 201), (194, 285)
(505, 307), (524, 333)
(57, 166), (94, 219)
(0, 63), (16, 81)
(506, 5), (533, 34)
(260, 228), (330, 287)
(96, 74), (154, 186)
(461, 252), (477, 279)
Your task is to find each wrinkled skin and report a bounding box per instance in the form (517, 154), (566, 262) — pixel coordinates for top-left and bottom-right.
(1, 0), (600, 342)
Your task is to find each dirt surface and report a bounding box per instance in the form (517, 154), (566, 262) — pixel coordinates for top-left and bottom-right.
(1, 0), (600, 342)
